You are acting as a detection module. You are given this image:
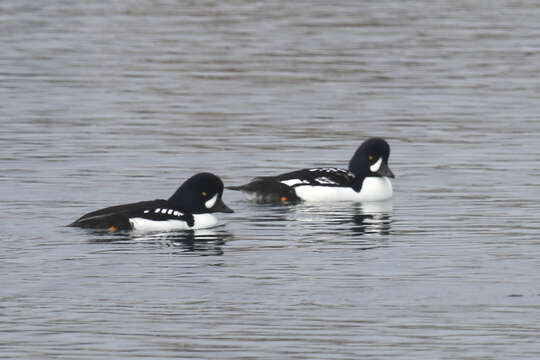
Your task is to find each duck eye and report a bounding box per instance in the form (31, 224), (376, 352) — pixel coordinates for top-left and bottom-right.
(201, 191), (207, 196)
(368, 155), (374, 161)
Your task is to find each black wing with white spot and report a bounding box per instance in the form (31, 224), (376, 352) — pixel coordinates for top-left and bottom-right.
(70, 199), (194, 229)
(137, 204), (195, 227)
(262, 167), (358, 188)
(227, 167), (361, 202)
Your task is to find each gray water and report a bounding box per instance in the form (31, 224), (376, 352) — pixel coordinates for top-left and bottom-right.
(2, 1), (540, 359)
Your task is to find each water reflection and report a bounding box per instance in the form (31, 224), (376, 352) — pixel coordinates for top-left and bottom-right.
(241, 202), (295, 221)
(143, 229), (232, 255)
(288, 200), (393, 236)
(85, 228), (232, 255)
(350, 201), (393, 236)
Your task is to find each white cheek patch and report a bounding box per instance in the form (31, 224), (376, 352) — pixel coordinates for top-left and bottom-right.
(370, 157), (382, 173)
(205, 194), (218, 209)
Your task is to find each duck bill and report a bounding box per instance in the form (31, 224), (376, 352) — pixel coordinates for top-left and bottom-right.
(212, 198), (234, 213)
(376, 162), (395, 178)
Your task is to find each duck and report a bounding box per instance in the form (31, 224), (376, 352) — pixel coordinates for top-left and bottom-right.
(227, 137), (394, 203)
(69, 172), (233, 232)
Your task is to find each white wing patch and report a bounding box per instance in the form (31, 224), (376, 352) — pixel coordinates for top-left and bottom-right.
(281, 168), (353, 187)
(309, 167), (355, 177)
(309, 167), (345, 173)
(148, 208), (184, 217)
(314, 176), (339, 185)
(281, 179), (311, 187)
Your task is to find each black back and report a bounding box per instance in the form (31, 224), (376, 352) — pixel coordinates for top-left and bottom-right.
(258, 167), (359, 190)
(69, 199), (195, 229)
(70, 172), (232, 230)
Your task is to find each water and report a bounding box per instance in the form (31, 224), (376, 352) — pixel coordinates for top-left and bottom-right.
(1, 1), (540, 358)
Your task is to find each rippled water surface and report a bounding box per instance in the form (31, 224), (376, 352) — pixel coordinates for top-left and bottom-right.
(2, 1), (540, 359)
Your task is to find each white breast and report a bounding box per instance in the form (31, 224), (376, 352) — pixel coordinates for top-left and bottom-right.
(191, 213), (220, 229)
(129, 213), (219, 232)
(293, 177), (393, 202)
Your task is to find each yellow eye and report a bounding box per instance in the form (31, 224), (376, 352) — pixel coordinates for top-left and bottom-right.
(368, 155), (374, 161)
(202, 192), (207, 196)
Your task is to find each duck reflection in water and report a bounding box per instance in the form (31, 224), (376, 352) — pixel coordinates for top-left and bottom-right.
(286, 200), (393, 237)
(151, 229), (232, 255)
(351, 201), (392, 235)
(86, 228), (232, 256)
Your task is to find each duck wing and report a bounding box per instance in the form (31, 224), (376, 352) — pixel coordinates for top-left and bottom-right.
(69, 199), (168, 230)
(257, 167), (357, 188)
